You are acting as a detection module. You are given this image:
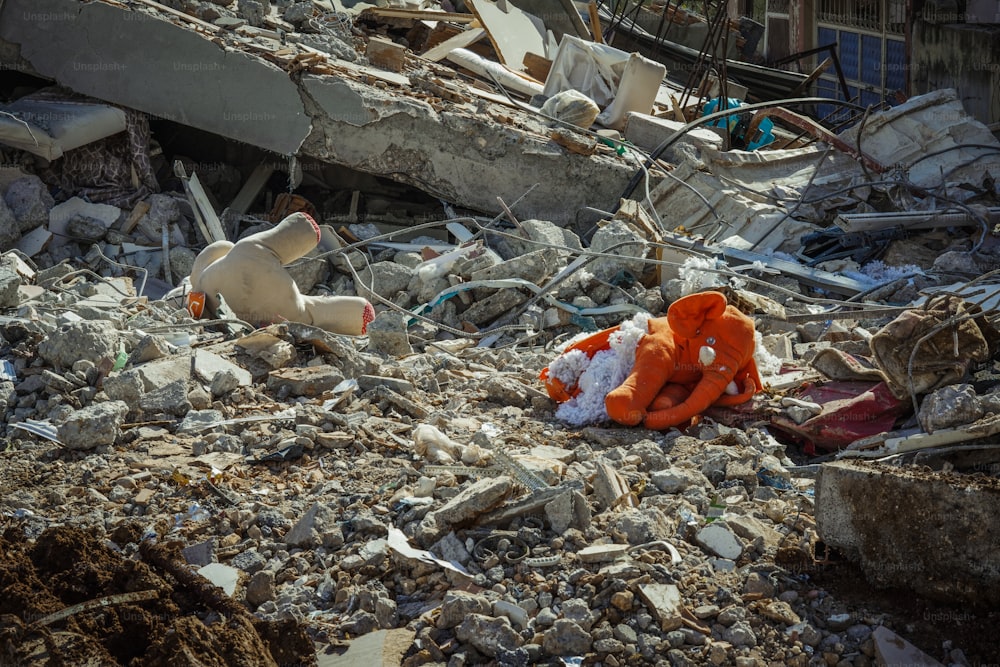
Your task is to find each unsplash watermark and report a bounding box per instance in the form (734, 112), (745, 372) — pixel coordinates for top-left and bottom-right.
(173, 62), (225, 73)
(72, 61), (126, 72)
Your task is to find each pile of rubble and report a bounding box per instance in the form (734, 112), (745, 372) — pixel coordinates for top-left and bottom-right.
(1, 0), (1000, 666)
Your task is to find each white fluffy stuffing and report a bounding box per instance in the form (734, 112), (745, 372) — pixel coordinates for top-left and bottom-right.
(753, 330), (783, 377)
(554, 312), (651, 426)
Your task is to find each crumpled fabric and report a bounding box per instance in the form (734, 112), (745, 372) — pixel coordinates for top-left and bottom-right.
(869, 297), (995, 400)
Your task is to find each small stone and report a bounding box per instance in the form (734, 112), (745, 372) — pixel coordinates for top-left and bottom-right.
(760, 600), (800, 625)
(651, 467), (711, 493)
(454, 614), (522, 657)
(284, 502), (338, 548)
(58, 400), (128, 449)
(918, 383), (983, 432)
(693, 604), (719, 620)
(695, 522), (743, 560)
(231, 549), (267, 574)
(4, 175), (54, 233)
(140, 378), (192, 417)
(267, 365), (344, 397)
(542, 619), (592, 656)
(366, 311), (413, 357)
(210, 369), (241, 398)
(723, 620), (757, 648)
(743, 572), (776, 598)
(610, 590), (634, 611)
(246, 570), (275, 607)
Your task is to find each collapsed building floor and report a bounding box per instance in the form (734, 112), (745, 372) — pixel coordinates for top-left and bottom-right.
(1, 0), (1000, 666)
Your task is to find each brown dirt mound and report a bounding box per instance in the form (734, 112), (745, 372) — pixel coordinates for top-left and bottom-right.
(0, 524), (315, 667)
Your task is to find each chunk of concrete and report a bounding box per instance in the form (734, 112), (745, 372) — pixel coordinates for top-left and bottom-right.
(47, 196), (120, 248)
(197, 563), (240, 597)
(695, 522), (743, 560)
(4, 175), (54, 233)
(416, 476), (513, 545)
(918, 383), (983, 433)
(267, 365), (345, 397)
(315, 629), (416, 667)
(817, 460), (1000, 605)
(872, 626), (944, 667)
(140, 378), (192, 417)
(455, 614), (522, 658)
(38, 320), (120, 369)
(192, 351), (252, 388)
(366, 311), (413, 358)
(637, 583), (684, 632)
(623, 112), (725, 154)
(588, 219), (647, 281)
(58, 400), (129, 449)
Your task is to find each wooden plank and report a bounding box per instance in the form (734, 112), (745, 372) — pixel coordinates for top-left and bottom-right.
(228, 163), (275, 215)
(367, 7), (477, 22)
(187, 172), (227, 242)
(421, 28), (487, 62)
(587, 0), (603, 43)
(366, 36), (407, 72)
(522, 51), (552, 82)
(466, 0), (546, 70)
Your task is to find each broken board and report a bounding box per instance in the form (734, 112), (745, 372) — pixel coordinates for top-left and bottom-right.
(420, 27), (487, 62)
(467, 0), (546, 70)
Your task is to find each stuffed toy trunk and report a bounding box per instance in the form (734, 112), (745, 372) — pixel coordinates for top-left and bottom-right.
(188, 212), (374, 335)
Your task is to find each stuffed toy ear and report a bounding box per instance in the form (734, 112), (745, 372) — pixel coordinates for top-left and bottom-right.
(667, 291), (728, 339)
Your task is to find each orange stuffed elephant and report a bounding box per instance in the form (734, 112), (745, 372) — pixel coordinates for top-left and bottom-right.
(542, 291), (762, 429)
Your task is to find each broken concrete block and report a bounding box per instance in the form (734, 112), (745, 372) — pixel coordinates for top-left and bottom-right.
(544, 491), (574, 534)
(357, 375), (414, 394)
(192, 351), (252, 388)
(366, 36), (407, 73)
(38, 320), (120, 369)
(588, 219), (647, 281)
(0, 257), (22, 308)
(651, 467), (711, 494)
(198, 563), (240, 597)
(918, 383), (983, 433)
(58, 400), (129, 449)
(0, 197), (20, 248)
(4, 175), (54, 233)
(470, 247), (560, 285)
(416, 476), (513, 545)
(129, 335), (171, 364)
(317, 629), (416, 667)
(437, 590), (491, 629)
(357, 261), (414, 304)
(455, 613), (522, 658)
(283, 1), (314, 24)
(695, 522), (743, 560)
(245, 570), (275, 608)
(593, 461), (636, 511)
(462, 288), (529, 326)
(48, 196), (119, 247)
(495, 219), (582, 260)
(177, 409), (224, 434)
(871, 626), (945, 667)
(140, 378), (192, 417)
(267, 365), (345, 397)
(637, 583), (683, 632)
(285, 502), (339, 548)
(366, 311), (413, 358)
(817, 459), (1000, 605)
(102, 369), (145, 406)
(577, 543), (629, 563)
(210, 370), (241, 398)
(623, 112), (724, 154)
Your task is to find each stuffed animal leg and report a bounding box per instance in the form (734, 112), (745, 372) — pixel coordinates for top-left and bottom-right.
(189, 212), (375, 335)
(605, 291), (762, 430)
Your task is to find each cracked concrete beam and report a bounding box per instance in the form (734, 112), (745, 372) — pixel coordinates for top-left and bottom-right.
(299, 74), (636, 223)
(0, 0), (311, 156)
(1, 0), (641, 222)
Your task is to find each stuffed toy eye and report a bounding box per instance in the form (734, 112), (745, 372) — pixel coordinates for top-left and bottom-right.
(706, 336), (716, 345)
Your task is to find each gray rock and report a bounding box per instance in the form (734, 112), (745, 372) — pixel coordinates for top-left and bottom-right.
(652, 467), (710, 493)
(246, 570), (275, 608)
(140, 378), (192, 417)
(366, 311), (413, 357)
(0, 196), (19, 248)
(0, 257), (22, 308)
(236, 0), (267, 25)
(266, 365), (344, 397)
(561, 597), (596, 631)
(437, 591), (492, 629)
(542, 619), (592, 656)
(4, 176), (53, 233)
(416, 476), (513, 545)
(918, 383), (983, 433)
(231, 548), (267, 574)
(66, 215), (108, 243)
(38, 321), (119, 369)
(495, 219), (581, 260)
(129, 335), (171, 365)
(462, 288), (528, 326)
(470, 247), (559, 285)
(743, 571), (776, 598)
(58, 400), (128, 449)
(357, 261), (414, 303)
(210, 369), (241, 398)
(455, 614), (522, 658)
(375, 597), (397, 628)
(285, 502), (338, 548)
(613, 623), (638, 644)
(535, 606), (558, 627)
(588, 219), (647, 281)
(177, 409), (223, 434)
(611, 507), (673, 545)
(482, 375), (531, 408)
(723, 620), (757, 648)
(283, 1), (313, 23)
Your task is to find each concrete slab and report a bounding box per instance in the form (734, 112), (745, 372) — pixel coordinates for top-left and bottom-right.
(0, 0), (311, 155)
(637, 583), (683, 632)
(816, 460), (1000, 606)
